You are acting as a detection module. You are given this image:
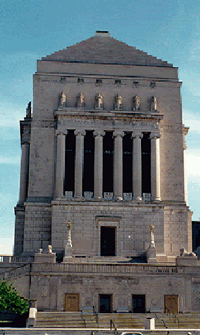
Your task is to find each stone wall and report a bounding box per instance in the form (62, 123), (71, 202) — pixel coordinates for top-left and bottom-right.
(23, 203), (52, 255)
(30, 262), (200, 312)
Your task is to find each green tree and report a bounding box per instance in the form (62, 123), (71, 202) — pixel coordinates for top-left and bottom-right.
(0, 281), (29, 315)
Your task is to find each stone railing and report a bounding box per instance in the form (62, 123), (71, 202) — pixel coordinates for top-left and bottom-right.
(0, 264), (31, 280)
(32, 262), (185, 275)
(0, 255), (34, 264)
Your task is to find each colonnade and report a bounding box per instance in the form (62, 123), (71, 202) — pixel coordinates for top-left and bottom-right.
(55, 129), (161, 202)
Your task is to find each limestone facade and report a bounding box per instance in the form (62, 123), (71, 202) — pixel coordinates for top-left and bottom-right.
(12, 31), (196, 313)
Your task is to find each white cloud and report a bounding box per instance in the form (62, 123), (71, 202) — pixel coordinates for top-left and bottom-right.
(0, 238), (14, 255)
(0, 157), (20, 165)
(185, 150), (200, 178)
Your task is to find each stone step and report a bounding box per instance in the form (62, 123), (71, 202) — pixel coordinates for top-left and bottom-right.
(35, 312), (200, 329)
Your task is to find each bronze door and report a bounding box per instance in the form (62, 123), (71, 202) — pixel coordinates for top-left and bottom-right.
(164, 295), (179, 314)
(65, 293), (79, 311)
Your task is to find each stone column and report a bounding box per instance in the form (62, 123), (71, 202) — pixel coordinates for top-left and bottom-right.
(93, 130), (105, 201)
(18, 142), (30, 205)
(55, 130), (67, 198)
(132, 132), (142, 201)
(113, 131), (124, 201)
(150, 132), (161, 201)
(74, 129), (85, 200)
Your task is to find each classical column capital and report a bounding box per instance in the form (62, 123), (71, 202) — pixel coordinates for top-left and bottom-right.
(131, 131), (142, 139)
(113, 130), (124, 138)
(93, 130), (105, 137)
(150, 132), (161, 140)
(74, 129), (86, 137)
(56, 129), (68, 136)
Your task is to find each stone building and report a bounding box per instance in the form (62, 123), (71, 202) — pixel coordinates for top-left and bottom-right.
(12, 31), (200, 314)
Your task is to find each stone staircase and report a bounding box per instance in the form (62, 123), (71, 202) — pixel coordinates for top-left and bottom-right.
(154, 313), (200, 329)
(35, 311), (200, 329)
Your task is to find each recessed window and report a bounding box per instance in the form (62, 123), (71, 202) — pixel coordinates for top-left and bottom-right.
(133, 81), (139, 87)
(150, 81), (156, 88)
(77, 78), (84, 84)
(60, 77), (66, 83)
(96, 79), (102, 85)
(115, 79), (121, 85)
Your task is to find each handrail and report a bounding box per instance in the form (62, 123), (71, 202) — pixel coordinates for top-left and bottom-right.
(155, 313), (168, 329)
(80, 310), (86, 327)
(165, 306), (179, 328)
(93, 306), (99, 327)
(110, 319), (118, 335)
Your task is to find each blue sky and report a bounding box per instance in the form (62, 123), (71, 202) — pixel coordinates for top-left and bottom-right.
(0, 0), (200, 254)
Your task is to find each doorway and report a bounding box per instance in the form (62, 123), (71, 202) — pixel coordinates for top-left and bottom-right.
(101, 226), (116, 256)
(132, 295), (146, 313)
(164, 295), (179, 314)
(65, 293), (79, 311)
(99, 294), (112, 313)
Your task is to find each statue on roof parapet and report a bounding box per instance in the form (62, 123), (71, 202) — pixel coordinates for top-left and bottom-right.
(115, 94), (122, 111)
(150, 96), (157, 112)
(133, 96), (140, 111)
(77, 92), (85, 108)
(59, 92), (67, 108)
(95, 93), (103, 110)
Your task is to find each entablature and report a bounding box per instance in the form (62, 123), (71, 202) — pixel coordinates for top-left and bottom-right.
(55, 109), (163, 133)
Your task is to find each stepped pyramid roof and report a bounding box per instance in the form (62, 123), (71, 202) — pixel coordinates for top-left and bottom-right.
(42, 31), (173, 68)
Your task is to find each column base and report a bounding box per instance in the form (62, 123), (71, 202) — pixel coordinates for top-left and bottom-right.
(152, 197), (161, 202)
(134, 196), (142, 201)
(114, 196), (123, 201)
(94, 196), (103, 201)
(74, 196), (84, 201)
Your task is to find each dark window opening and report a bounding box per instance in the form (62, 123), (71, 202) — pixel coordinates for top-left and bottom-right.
(96, 79), (102, 85)
(132, 295), (145, 313)
(101, 227), (116, 256)
(77, 78), (84, 83)
(123, 133), (132, 193)
(115, 79), (121, 84)
(142, 133), (151, 194)
(103, 132), (113, 193)
(64, 130), (75, 194)
(99, 294), (112, 313)
(83, 131), (94, 193)
(150, 81), (156, 88)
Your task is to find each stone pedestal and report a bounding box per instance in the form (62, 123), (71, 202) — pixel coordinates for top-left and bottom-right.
(34, 251), (56, 263)
(147, 246), (157, 264)
(145, 318), (155, 330)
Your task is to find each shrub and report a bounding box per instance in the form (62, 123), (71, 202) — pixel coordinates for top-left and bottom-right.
(0, 281), (29, 315)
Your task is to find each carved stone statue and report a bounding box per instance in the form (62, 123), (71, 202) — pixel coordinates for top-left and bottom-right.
(180, 248), (196, 257)
(150, 96), (157, 111)
(26, 102), (31, 118)
(48, 245), (53, 254)
(59, 92), (67, 107)
(95, 93), (103, 109)
(115, 94), (122, 110)
(77, 92), (85, 108)
(133, 96), (140, 111)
